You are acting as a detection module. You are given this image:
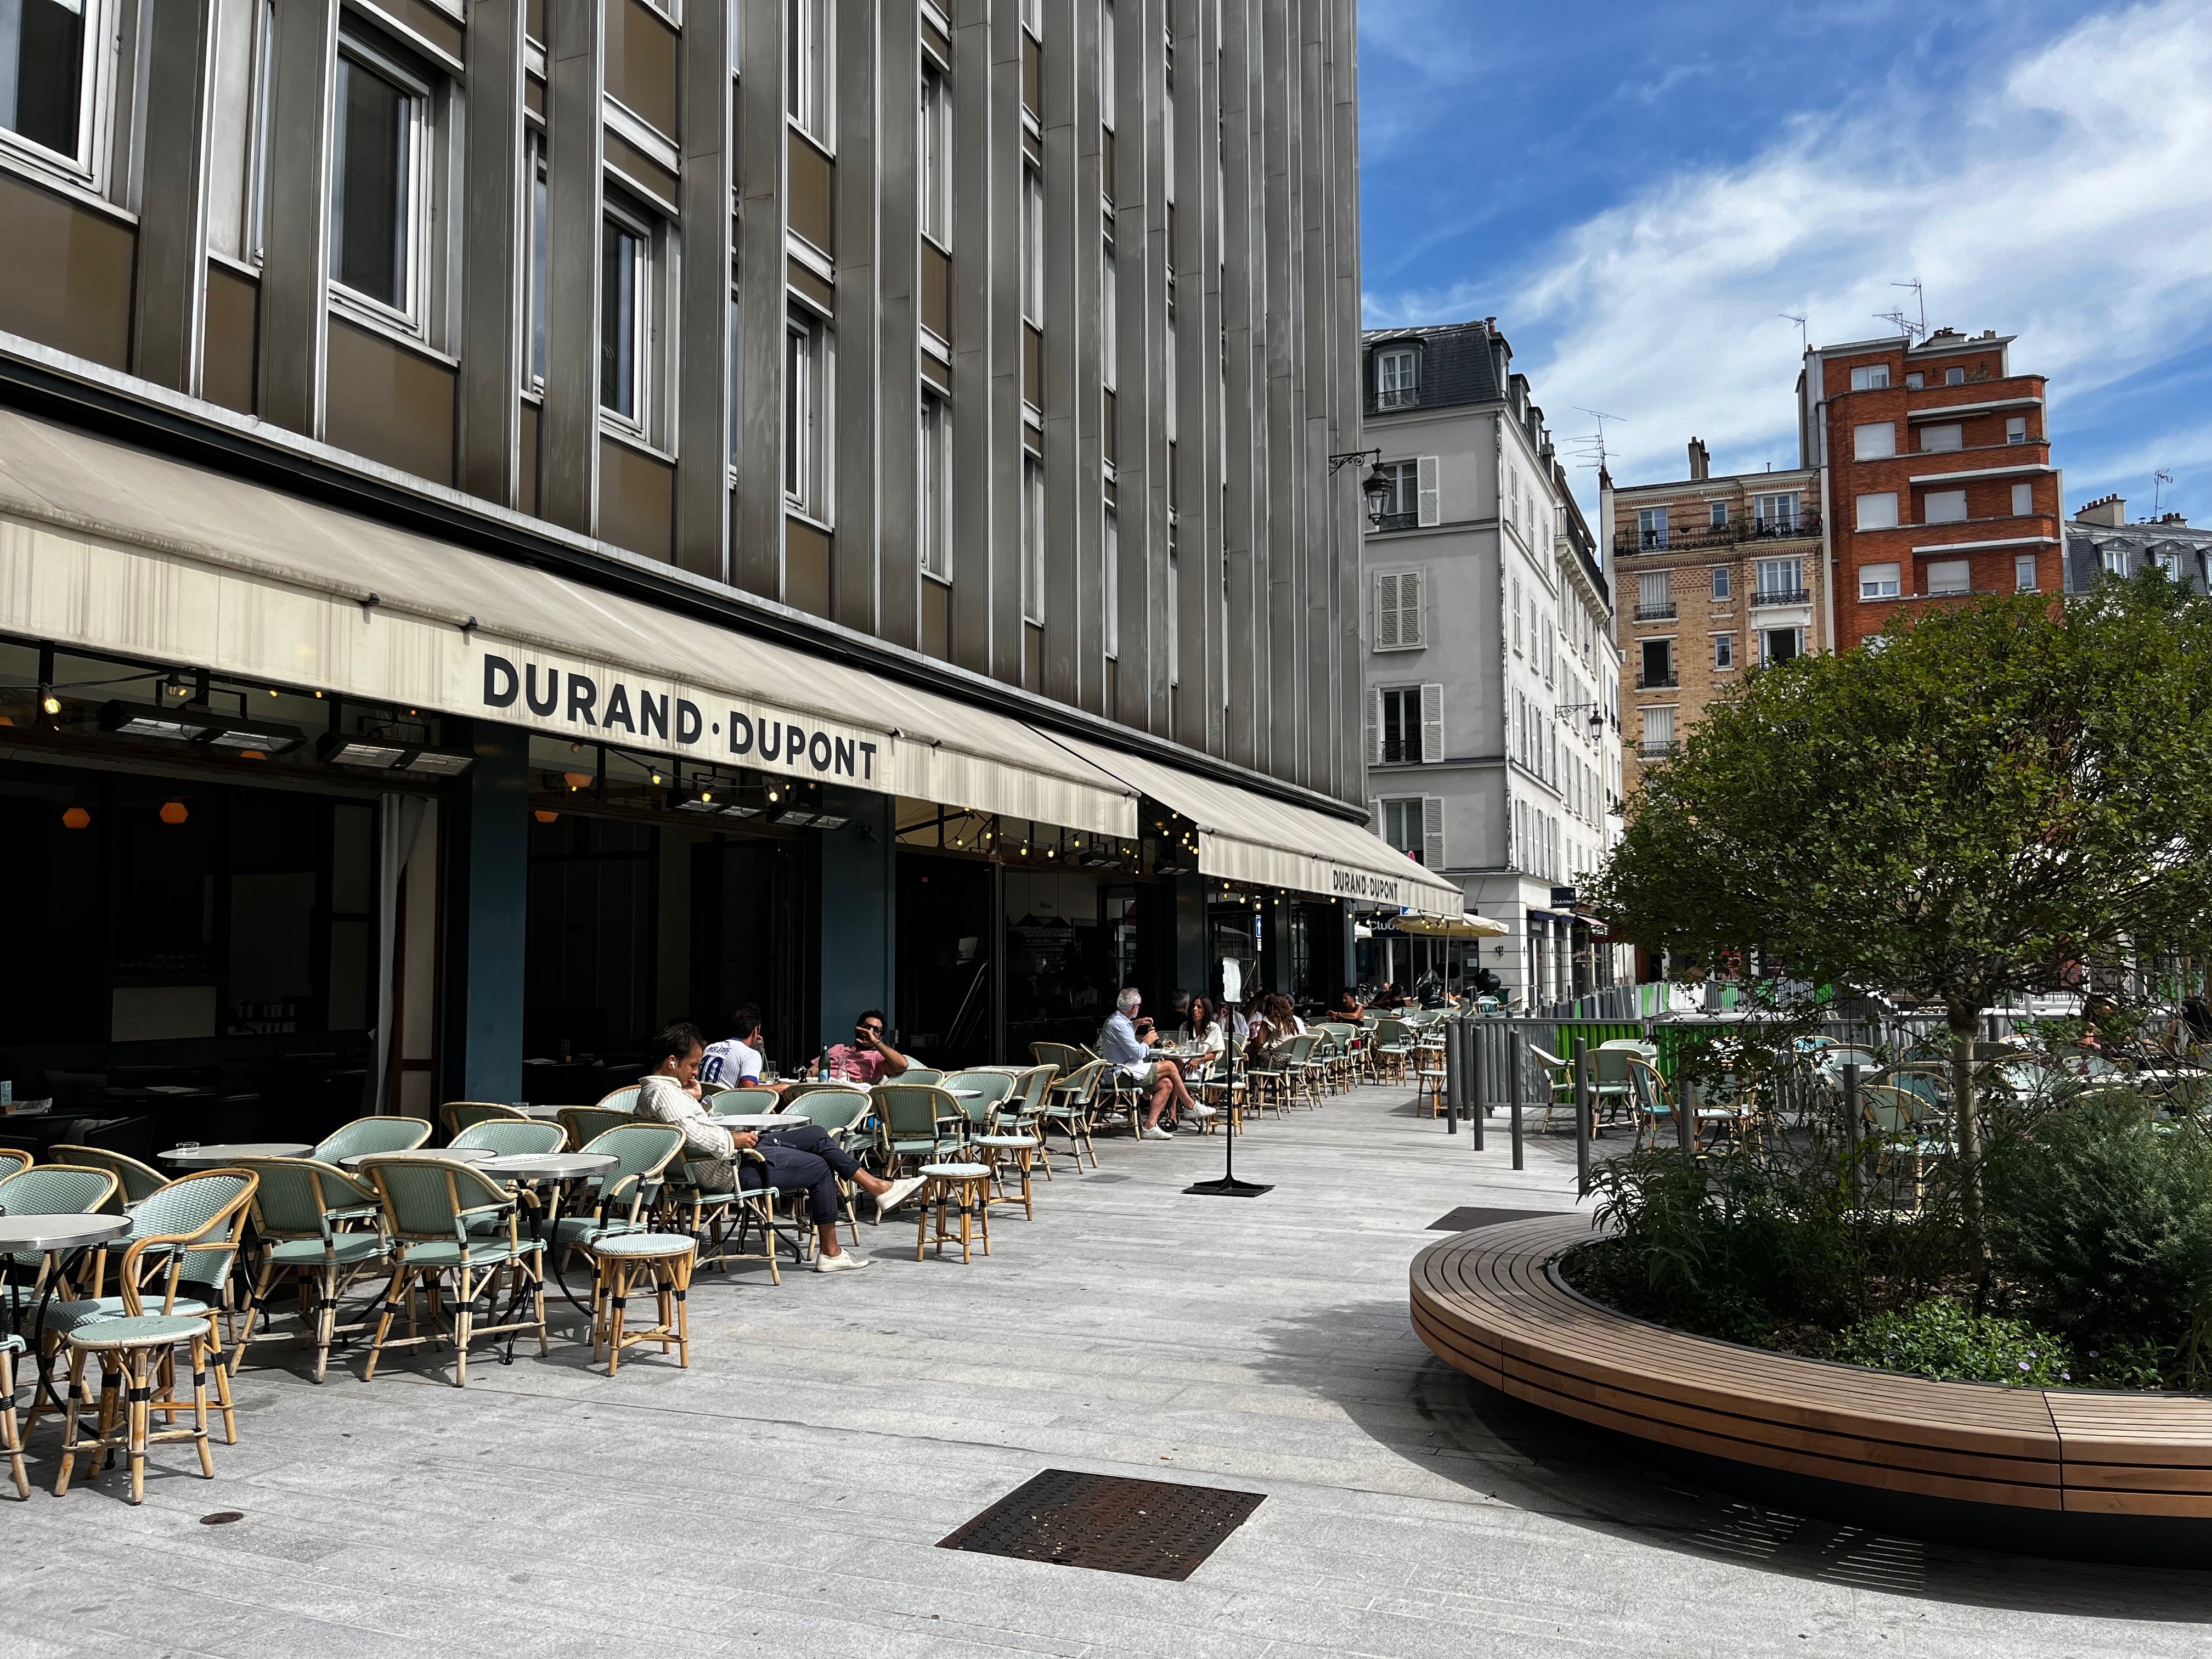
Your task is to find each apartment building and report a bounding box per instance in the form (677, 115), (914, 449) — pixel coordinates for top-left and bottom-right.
(1599, 441), (1826, 792)
(0, 0), (1445, 1133)
(1359, 319), (1627, 1008)
(1797, 328), (2061, 646)
(2067, 495), (2212, 593)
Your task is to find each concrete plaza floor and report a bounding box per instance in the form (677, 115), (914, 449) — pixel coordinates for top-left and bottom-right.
(8, 1083), (2211, 1657)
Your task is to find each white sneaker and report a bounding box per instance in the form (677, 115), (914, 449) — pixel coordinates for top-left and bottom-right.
(874, 1175), (926, 1216)
(1142, 1126), (1175, 1141)
(816, 1249), (870, 1273)
(1186, 1103), (1218, 1118)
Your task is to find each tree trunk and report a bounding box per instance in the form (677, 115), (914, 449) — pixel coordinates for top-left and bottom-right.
(1948, 1008), (1982, 1259)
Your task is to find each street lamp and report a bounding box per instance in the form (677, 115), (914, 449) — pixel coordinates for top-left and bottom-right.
(1329, 448), (1391, 529)
(1558, 699), (1607, 741)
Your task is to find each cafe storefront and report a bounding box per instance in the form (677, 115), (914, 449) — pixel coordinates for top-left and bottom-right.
(0, 406), (1455, 1140)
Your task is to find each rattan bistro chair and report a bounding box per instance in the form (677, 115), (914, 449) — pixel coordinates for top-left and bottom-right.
(357, 1155), (546, 1388)
(875, 1084), (969, 1176)
(51, 1145), (170, 1206)
(1041, 1059), (1107, 1171)
(1, 1334), (25, 1498)
(450, 1119), (568, 1155)
(0, 1148), (30, 1180)
(1, 1165), (122, 1285)
(51, 1170), (259, 1504)
(229, 1158), (391, 1383)
(558, 1105), (635, 1148)
(315, 1115), (433, 1164)
(972, 1065), (1052, 1220)
(438, 1102), (526, 1140)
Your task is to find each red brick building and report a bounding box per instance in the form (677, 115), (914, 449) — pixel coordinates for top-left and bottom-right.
(1796, 329), (2061, 647)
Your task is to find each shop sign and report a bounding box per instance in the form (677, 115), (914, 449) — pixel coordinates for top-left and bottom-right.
(479, 652), (883, 785)
(1327, 865), (1408, 906)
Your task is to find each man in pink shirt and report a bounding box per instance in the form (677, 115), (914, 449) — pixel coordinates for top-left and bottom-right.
(814, 1008), (914, 1084)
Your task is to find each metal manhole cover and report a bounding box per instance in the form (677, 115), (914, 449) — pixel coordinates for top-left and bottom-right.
(939, 1469), (1265, 1580)
(1428, 1206), (1563, 1232)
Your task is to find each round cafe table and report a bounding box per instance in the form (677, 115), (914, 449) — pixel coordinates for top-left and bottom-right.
(338, 1147), (496, 1169)
(2, 1213), (132, 1412)
(711, 1113), (787, 1130)
(477, 1150), (619, 1327)
(160, 1142), (311, 1167)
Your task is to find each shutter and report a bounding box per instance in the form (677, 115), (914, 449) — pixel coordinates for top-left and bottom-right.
(1416, 455), (1441, 526)
(1367, 686), (1385, 765)
(1423, 796), (1446, 870)
(1367, 796), (1383, 838)
(1419, 682), (1444, 763)
(1373, 573), (1399, 649)
(1400, 569), (1425, 647)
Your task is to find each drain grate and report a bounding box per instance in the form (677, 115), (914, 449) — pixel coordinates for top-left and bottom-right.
(1427, 1206), (1564, 1232)
(939, 1469), (1265, 1580)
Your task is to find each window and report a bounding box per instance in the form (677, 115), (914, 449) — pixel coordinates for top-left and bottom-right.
(1855, 492), (1898, 531)
(2157, 549), (2182, 580)
(1923, 489), (1968, 526)
(1853, 422), (1895, 461)
(919, 63), (950, 245)
(2016, 554), (2039, 593)
(1022, 456), (1044, 621)
(1510, 578), (1522, 653)
(527, 137), (548, 385)
(784, 312), (827, 513)
(787, 0), (829, 140)
(0, 0), (93, 166)
(2102, 546), (2128, 577)
(1375, 686), (1443, 766)
(1380, 798), (1439, 867)
(1101, 239), (1116, 388)
(1945, 367), (1966, 386)
(1755, 558), (1802, 602)
(2006, 415), (2029, 444)
(1637, 571), (1671, 619)
(1375, 348), (1418, 410)
(1639, 638), (1673, 688)
(1373, 571), (1424, 650)
(1859, 561), (1901, 600)
(2011, 482), (2033, 517)
(1920, 423), (1962, 454)
(1759, 628), (1803, 665)
(1849, 364), (1891, 391)
(1373, 460), (1418, 531)
(1927, 560), (1971, 595)
(1099, 0), (1116, 129)
(1642, 706), (1675, 754)
(1905, 371), (1925, 391)
(334, 52), (419, 315)
(1753, 492), (1798, 533)
(1102, 506), (1119, 657)
(919, 391), (950, 578)
(1637, 507), (1668, 549)
(600, 215), (647, 422)
(1021, 163), (1043, 323)
(1711, 566), (1731, 601)
(1713, 634), (1734, 671)
(1708, 501), (1728, 528)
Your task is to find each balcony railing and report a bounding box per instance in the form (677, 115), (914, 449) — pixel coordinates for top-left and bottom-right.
(1636, 674), (1679, 691)
(1638, 741), (1677, 759)
(1373, 510), (1416, 533)
(1615, 512), (1822, 558)
(1375, 387), (1420, 412)
(1633, 603), (1677, 622)
(1749, 586), (1810, 607)
(1379, 740), (1422, 765)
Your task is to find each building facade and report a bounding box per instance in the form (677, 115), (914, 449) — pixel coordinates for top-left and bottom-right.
(1600, 441), (1826, 792)
(1797, 328), (2061, 648)
(1358, 319), (1627, 1008)
(0, 0), (1444, 1143)
(2066, 495), (2212, 593)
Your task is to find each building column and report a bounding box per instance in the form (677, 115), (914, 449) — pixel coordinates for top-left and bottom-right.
(814, 788), (896, 1053)
(444, 721), (531, 1105)
(257, 0), (339, 439)
(675, 0), (736, 577)
(133, 0), (214, 395)
(877, 0), (922, 650)
(735, 0), (789, 597)
(458, 0), (528, 507)
(541, 0), (606, 535)
(833, 0), (882, 630)
(1171, 873), (1206, 1000)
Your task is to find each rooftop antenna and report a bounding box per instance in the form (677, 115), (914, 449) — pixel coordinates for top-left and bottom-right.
(1780, 312), (1808, 354)
(2155, 467), (2174, 515)
(1572, 407), (1624, 474)
(1884, 279), (1927, 341)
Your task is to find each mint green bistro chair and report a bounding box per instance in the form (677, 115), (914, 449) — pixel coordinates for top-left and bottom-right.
(49, 1170), (259, 1500)
(593, 1085), (644, 1114)
(357, 1156), (546, 1388)
(875, 1084), (969, 1176)
(973, 1065), (1052, 1220)
(450, 1119), (568, 1155)
(229, 1158), (392, 1383)
(50, 1145), (170, 1207)
(439, 1102), (526, 1140)
(1, 1334), (24, 1498)
(898, 1068), (945, 1086)
(590, 1232), (697, 1376)
(0, 1148), (29, 1180)
(314, 1115), (432, 1164)
(1041, 1058), (1106, 1171)
(772, 1088), (875, 1225)
(705, 1088), (779, 1113)
(558, 1123), (684, 1273)
(1, 1165), (122, 1283)
(558, 1105), (635, 1148)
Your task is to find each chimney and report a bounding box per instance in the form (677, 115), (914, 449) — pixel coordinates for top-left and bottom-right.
(2159, 511), (2191, 527)
(1687, 437), (1709, 481)
(2075, 494), (2127, 528)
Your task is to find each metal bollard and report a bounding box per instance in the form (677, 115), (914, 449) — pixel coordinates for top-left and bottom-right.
(1573, 1036), (1592, 1195)
(1509, 1028), (1525, 1171)
(1679, 1072), (1697, 1155)
(1444, 1020), (1460, 1136)
(1842, 1062), (1862, 1206)
(1470, 1020), (1487, 1151)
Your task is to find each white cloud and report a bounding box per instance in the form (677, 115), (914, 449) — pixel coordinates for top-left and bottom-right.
(1365, 1), (2212, 513)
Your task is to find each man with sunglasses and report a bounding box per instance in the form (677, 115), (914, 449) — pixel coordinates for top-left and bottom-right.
(813, 1009), (913, 1085)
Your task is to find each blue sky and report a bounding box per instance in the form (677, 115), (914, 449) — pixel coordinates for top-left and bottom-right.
(1359, 0), (2212, 526)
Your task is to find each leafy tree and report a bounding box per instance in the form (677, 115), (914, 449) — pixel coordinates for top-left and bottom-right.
(1592, 575), (2212, 1240)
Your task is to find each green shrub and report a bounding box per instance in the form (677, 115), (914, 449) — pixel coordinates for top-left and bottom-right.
(1835, 1299), (2072, 1386)
(1982, 1095), (2212, 1382)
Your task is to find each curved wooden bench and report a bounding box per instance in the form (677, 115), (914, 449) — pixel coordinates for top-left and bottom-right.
(1412, 1216), (2212, 1519)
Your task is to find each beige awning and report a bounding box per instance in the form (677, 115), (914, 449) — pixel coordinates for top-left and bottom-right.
(1395, 912), (1510, 939)
(1039, 731), (1465, 917)
(0, 409), (1134, 837)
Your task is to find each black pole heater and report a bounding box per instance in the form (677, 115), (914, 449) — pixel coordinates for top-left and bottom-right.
(1186, 1051), (1272, 1198)
(1573, 1036), (1592, 1196)
(1509, 1028), (1525, 1171)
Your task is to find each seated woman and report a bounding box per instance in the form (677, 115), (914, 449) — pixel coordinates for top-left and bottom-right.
(636, 1023), (923, 1273)
(1180, 996), (1228, 1064)
(1332, 988), (1368, 1025)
